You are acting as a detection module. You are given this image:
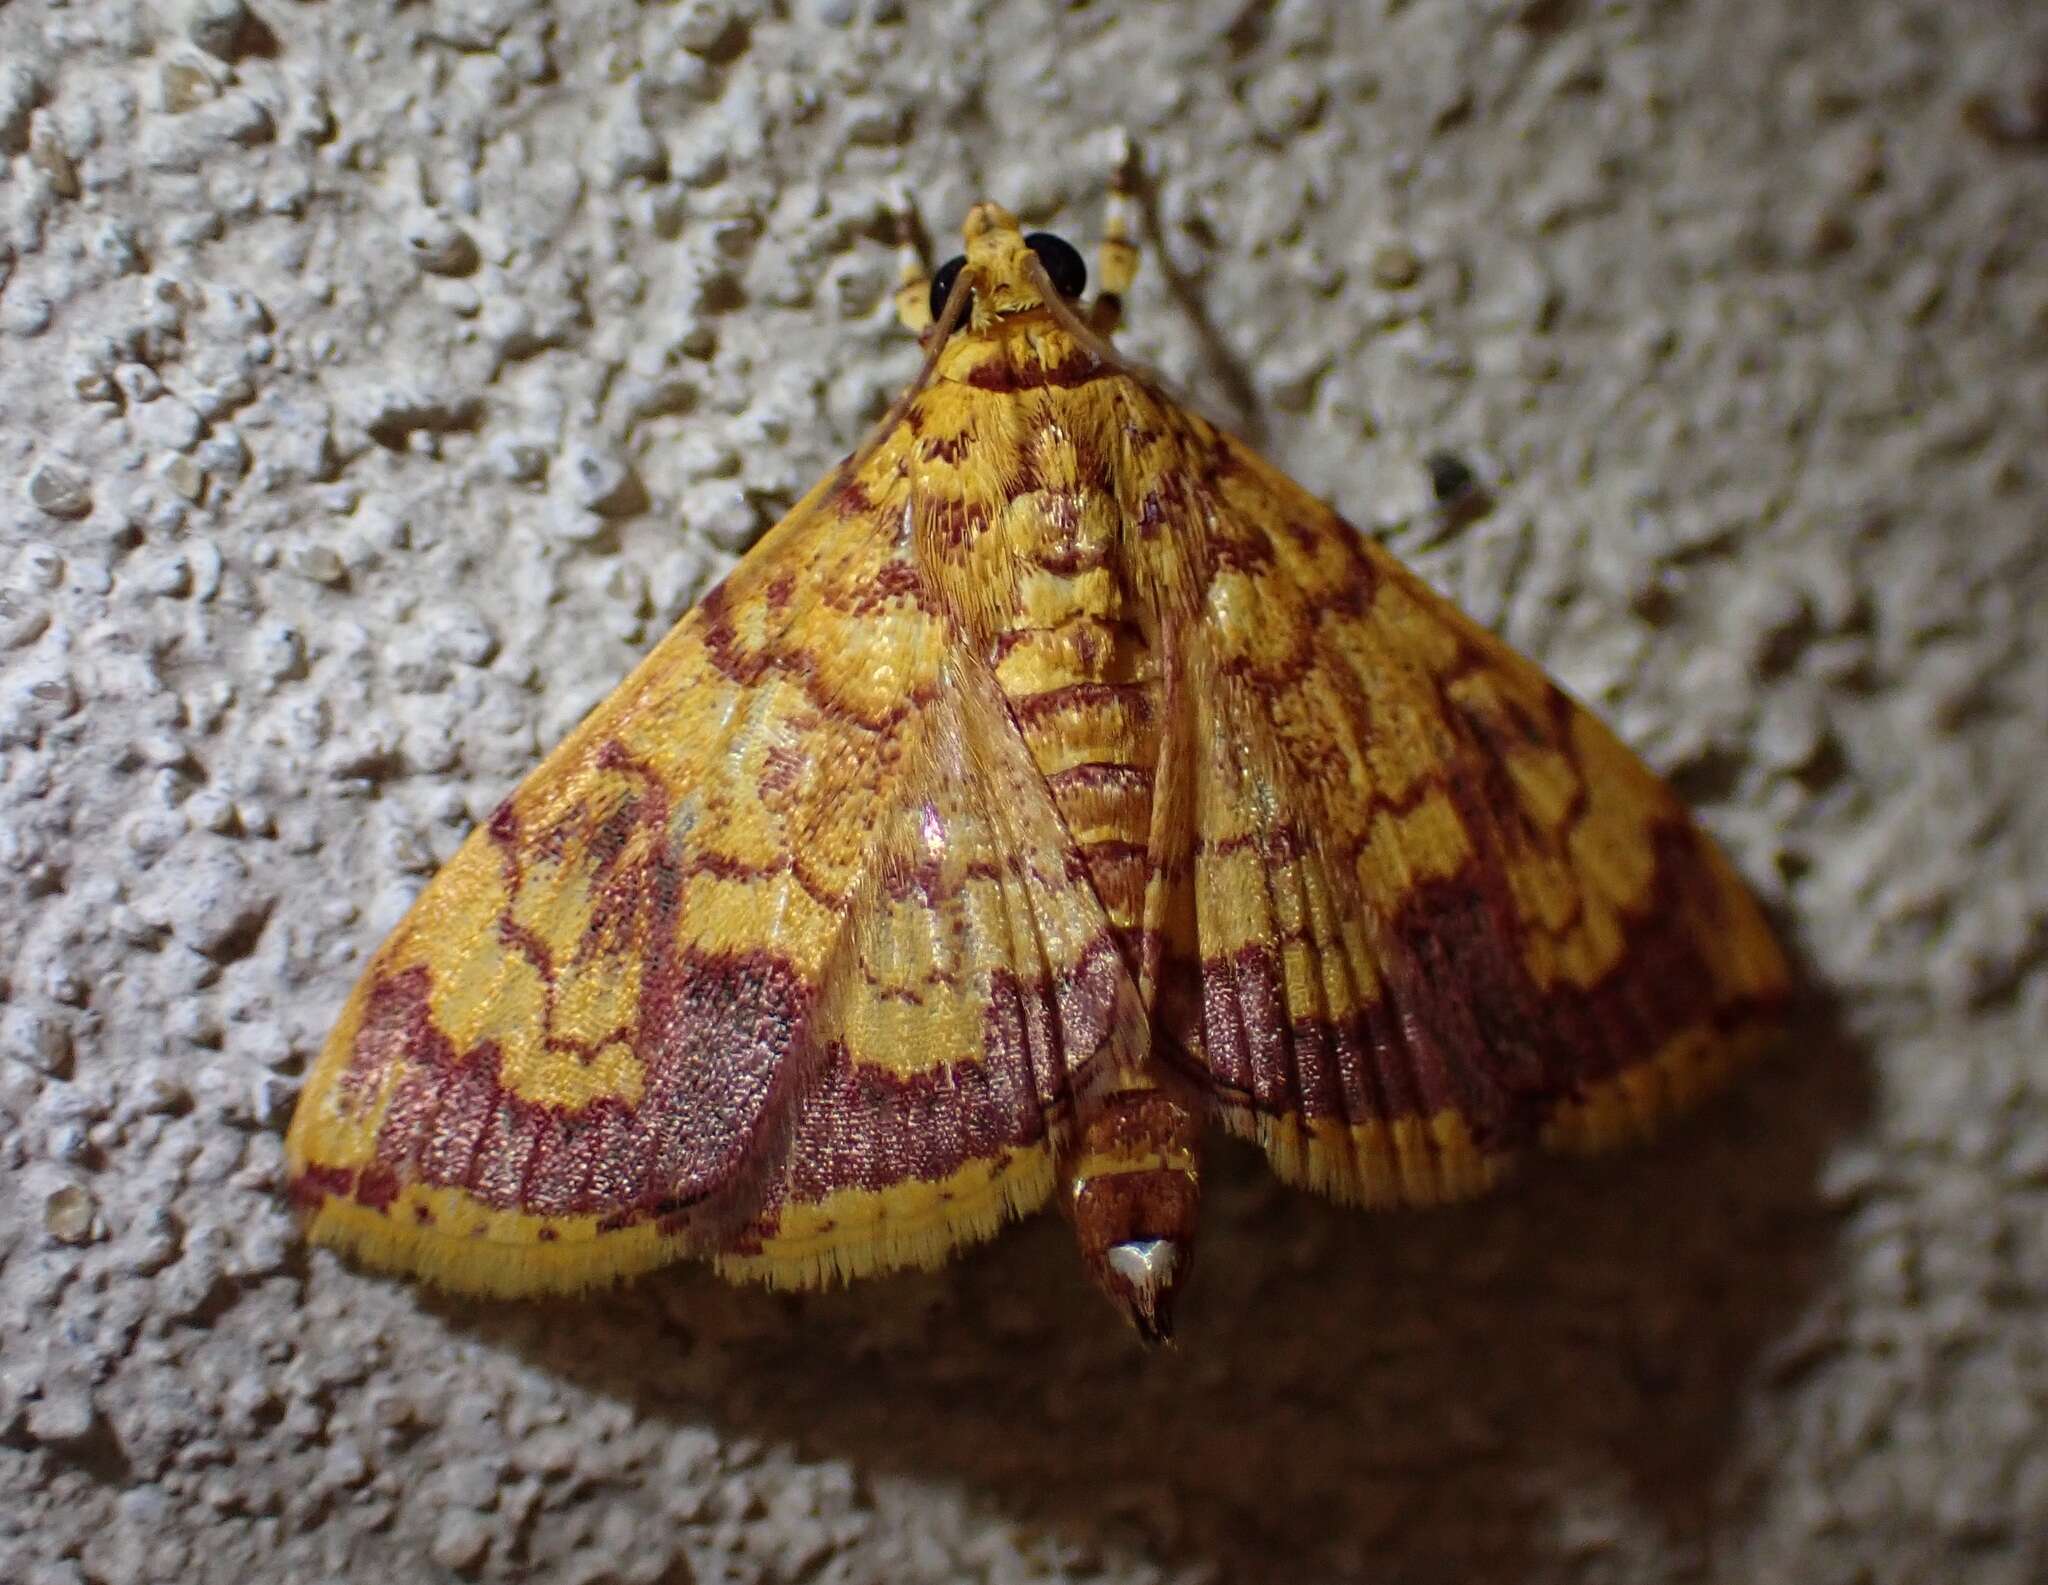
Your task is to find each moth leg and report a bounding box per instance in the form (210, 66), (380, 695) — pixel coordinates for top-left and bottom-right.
(891, 187), (936, 336)
(1091, 129), (1142, 335)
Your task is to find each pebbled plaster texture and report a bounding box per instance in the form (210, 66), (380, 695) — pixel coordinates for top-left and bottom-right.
(1, 1), (2043, 1582)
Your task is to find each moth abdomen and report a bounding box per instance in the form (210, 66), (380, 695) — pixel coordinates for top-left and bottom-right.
(1065, 1084), (1202, 1343)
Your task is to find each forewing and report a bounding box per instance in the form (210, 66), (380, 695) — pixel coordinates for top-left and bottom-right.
(715, 659), (1146, 1287)
(1160, 427), (1791, 1207)
(287, 462), (1138, 1294)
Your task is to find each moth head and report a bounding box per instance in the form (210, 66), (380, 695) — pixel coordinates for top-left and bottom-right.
(927, 202), (1088, 334)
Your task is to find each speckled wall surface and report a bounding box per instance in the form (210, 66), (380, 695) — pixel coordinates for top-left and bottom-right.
(1, 1), (2042, 1581)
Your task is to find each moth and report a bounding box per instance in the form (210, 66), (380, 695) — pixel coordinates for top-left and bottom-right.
(286, 157), (1790, 1342)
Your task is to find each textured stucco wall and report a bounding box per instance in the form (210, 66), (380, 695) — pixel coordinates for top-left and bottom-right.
(2, 1), (2043, 1582)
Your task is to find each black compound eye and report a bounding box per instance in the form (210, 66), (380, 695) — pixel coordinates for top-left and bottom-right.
(1024, 232), (1087, 298)
(928, 255), (969, 328)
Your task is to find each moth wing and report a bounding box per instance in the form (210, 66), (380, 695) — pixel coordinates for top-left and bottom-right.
(287, 464), (1139, 1295)
(1154, 430), (1791, 1207)
(714, 657), (1145, 1288)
